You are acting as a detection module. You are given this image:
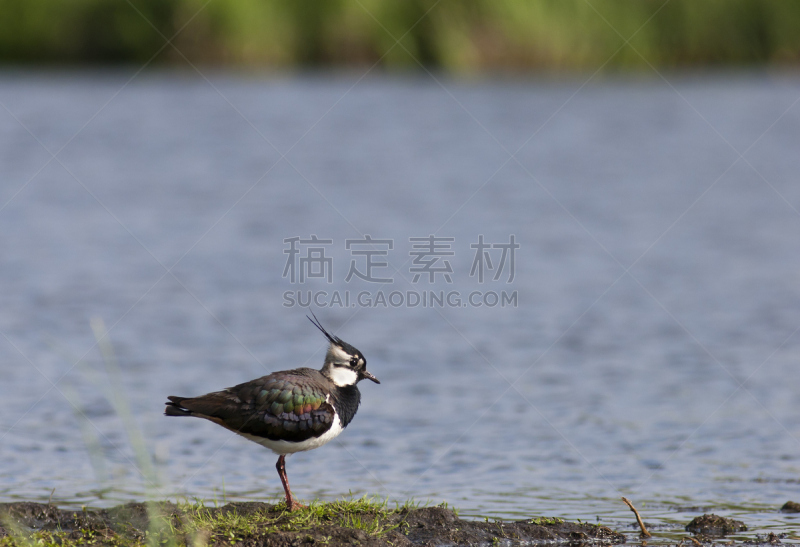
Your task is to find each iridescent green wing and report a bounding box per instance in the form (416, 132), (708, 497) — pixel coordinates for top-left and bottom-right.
(182, 370), (335, 443)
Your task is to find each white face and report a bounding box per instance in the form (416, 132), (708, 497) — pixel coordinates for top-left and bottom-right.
(328, 366), (358, 387)
(328, 344), (353, 365)
(324, 342), (365, 386)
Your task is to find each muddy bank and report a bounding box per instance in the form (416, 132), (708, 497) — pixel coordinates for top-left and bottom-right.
(686, 514), (747, 536)
(0, 501), (624, 546)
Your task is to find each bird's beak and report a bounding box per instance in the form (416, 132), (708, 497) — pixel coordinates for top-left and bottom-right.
(360, 370), (380, 384)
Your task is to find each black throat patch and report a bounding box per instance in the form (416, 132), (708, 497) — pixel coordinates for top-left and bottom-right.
(330, 384), (361, 428)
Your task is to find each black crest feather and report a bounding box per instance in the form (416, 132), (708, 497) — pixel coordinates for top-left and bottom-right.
(307, 310), (343, 346)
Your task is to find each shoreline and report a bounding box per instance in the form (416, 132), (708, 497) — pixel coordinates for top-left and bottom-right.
(2, 499), (798, 546)
(0, 499), (624, 546)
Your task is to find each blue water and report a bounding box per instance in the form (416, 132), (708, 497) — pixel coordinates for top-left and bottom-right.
(1, 70), (800, 543)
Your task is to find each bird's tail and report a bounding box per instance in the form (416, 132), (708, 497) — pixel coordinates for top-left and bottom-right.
(164, 395), (192, 417)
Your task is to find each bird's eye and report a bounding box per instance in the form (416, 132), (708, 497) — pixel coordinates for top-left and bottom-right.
(350, 356), (358, 366)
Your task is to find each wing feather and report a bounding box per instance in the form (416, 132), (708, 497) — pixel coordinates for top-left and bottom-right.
(165, 369), (335, 443)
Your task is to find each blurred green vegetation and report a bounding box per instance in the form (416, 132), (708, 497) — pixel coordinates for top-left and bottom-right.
(1, 0), (799, 69)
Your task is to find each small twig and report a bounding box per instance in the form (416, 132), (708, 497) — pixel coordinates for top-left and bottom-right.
(689, 536), (702, 546)
(48, 488), (56, 506)
(621, 497), (652, 538)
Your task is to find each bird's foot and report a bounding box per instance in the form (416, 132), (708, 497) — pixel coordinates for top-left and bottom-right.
(281, 499), (306, 512)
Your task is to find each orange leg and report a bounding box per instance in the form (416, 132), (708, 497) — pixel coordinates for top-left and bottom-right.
(275, 455), (305, 511)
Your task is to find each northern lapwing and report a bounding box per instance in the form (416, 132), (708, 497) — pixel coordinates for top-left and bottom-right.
(164, 313), (379, 510)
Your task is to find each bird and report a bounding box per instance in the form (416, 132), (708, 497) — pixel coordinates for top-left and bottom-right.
(164, 313), (379, 510)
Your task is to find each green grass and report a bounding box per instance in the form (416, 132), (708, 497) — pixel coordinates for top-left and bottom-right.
(1, 0), (800, 69)
(178, 496), (408, 539)
(0, 496), (419, 547)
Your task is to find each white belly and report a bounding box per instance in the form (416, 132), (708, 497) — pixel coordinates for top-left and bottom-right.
(237, 415), (344, 455)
